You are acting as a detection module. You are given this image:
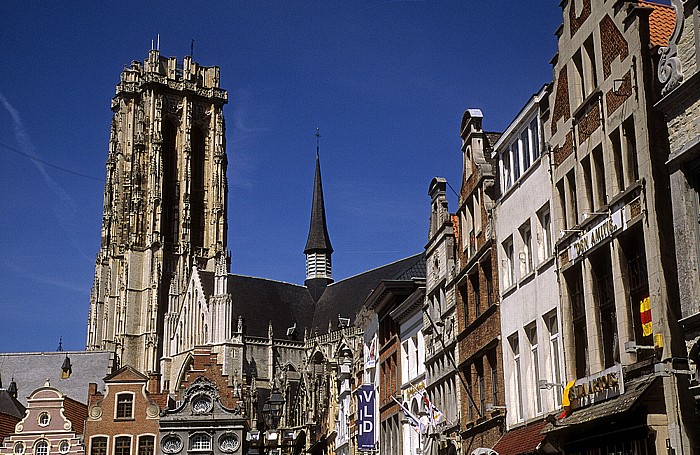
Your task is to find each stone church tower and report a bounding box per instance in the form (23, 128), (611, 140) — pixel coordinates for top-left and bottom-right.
(86, 50), (229, 373)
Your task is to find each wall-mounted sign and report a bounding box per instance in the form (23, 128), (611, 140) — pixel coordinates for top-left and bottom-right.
(566, 364), (625, 410)
(357, 384), (375, 451)
(568, 208), (623, 261)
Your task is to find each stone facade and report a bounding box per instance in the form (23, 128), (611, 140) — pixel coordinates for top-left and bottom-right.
(422, 177), (460, 452)
(545, 0), (696, 453)
(655, 0), (700, 439)
(86, 50), (229, 373)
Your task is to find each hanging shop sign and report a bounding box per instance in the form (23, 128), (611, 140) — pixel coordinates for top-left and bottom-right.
(568, 207), (623, 261)
(566, 363), (625, 410)
(357, 384), (376, 451)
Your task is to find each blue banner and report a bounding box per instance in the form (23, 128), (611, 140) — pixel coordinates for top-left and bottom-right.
(357, 384), (375, 451)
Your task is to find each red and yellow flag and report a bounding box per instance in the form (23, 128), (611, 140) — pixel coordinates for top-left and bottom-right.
(640, 296), (652, 337)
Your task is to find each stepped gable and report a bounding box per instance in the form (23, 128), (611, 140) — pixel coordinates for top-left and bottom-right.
(176, 347), (241, 409)
(312, 253), (425, 333)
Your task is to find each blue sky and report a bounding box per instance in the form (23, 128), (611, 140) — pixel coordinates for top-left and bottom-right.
(0, 1), (561, 352)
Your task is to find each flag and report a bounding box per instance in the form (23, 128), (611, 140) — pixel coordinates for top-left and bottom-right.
(365, 336), (377, 369)
(640, 296), (652, 337)
(392, 396), (422, 433)
(421, 391), (445, 425)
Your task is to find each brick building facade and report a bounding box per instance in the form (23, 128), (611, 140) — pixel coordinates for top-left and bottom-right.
(85, 366), (170, 455)
(455, 110), (505, 453)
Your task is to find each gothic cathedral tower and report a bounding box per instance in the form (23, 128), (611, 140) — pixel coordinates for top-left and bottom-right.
(86, 50), (229, 373)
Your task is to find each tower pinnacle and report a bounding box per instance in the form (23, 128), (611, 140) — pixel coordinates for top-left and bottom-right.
(305, 129), (333, 301)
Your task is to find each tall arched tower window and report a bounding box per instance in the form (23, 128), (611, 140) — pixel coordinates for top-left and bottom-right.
(162, 120), (179, 245)
(190, 126), (206, 248)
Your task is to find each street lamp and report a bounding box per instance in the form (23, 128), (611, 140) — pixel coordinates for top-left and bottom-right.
(261, 386), (286, 429)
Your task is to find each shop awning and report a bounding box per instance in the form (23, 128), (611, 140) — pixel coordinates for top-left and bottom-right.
(543, 374), (659, 433)
(492, 420), (548, 455)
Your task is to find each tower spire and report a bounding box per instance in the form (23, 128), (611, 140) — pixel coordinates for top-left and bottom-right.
(305, 128), (333, 301)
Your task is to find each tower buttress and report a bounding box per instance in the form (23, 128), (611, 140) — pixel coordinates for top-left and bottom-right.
(304, 131), (333, 301)
(86, 50), (229, 374)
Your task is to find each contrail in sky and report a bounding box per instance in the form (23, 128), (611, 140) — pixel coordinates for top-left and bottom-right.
(0, 92), (92, 263)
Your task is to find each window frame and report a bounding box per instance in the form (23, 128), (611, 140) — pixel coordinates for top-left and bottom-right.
(114, 436), (132, 455)
(115, 392), (135, 420)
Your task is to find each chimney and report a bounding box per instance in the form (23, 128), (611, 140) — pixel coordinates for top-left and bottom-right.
(148, 374), (161, 395)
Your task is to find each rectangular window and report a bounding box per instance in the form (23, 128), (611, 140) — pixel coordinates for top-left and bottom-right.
(460, 283), (469, 326)
(573, 50), (586, 106)
(114, 437), (131, 455)
(488, 350), (498, 406)
(581, 155), (594, 214)
(471, 272), (481, 318)
(592, 145), (607, 208)
(546, 312), (563, 408)
(465, 366), (474, 421)
(583, 35), (598, 96)
(91, 438), (108, 455)
(623, 231), (652, 357)
(484, 261), (494, 308)
(510, 334), (524, 421)
(503, 237), (515, 289)
(476, 361), (485, 416)
(116, 394), (133, 419)
(610, 128), (625, 194)
(567, 265), (588, 378)
(592, 250), (619, 368)
(623, 116), (639, 184)
(530, 118), (540, 160)
(512, 141), (521, 182)
(137, 437), (154, 455)
(526, 324), (542, 415)
(566, 170), (578, 228)
(557, 179), (568, 231)
(521, 129), (531, 171)
(474, 191), (482, 235)
(538, 206), (552, 261)
(520, 222), (533, 275)
(502, 150), (512, 191)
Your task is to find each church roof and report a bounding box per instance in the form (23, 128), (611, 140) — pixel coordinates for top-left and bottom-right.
(0, 351), (115, 406)
(197, 253), (424, 339)
(0, 389), (25, 419)
(228, 275), (316, 339)
(196, 272), (316, 340)
(304, 153), (333, 254)
(312, 253), (425, 332)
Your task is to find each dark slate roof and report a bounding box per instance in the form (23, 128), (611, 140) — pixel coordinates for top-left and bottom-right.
(222, 274), (316, 339)
(312, 253), (425, 332)
(304, 153), (333, 254)
(485, 131), (503, 147)
(0, 351), (115, 406)
(0, 390), (25, 419)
